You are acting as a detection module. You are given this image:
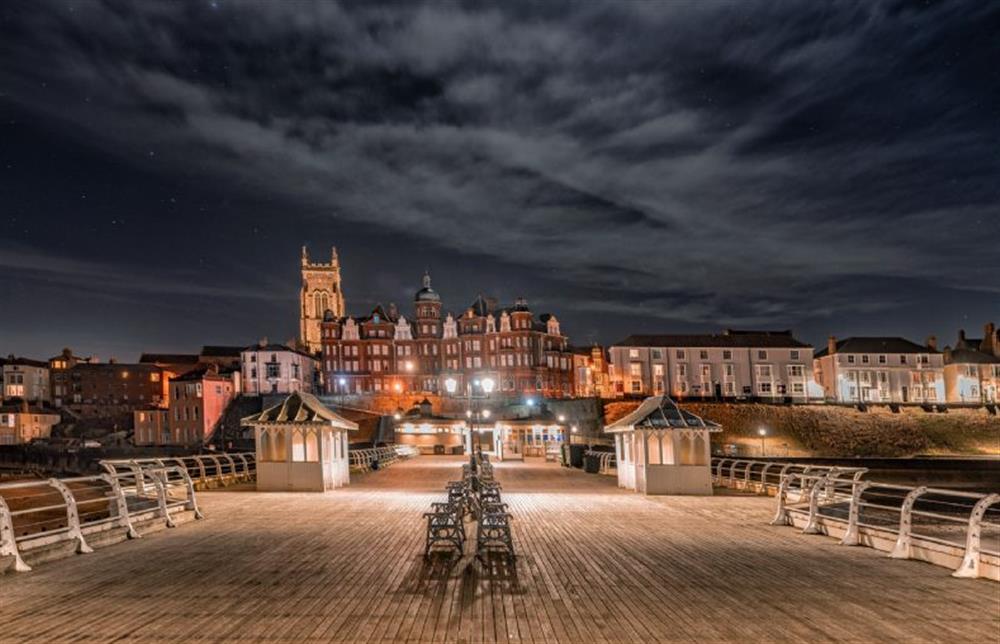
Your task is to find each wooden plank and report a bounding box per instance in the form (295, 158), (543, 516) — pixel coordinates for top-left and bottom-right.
(1, 455), (997, 643)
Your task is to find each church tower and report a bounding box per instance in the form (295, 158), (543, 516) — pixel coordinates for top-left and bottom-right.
(300, 245), (345, 354)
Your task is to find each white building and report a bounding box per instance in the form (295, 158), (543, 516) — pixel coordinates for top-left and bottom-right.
(943, 325), (1000, 404)
(1, 356), (50, 404)
(608, 330), (815, 402)
(813, 336), (944, 404)
(240, 341), (317, 396)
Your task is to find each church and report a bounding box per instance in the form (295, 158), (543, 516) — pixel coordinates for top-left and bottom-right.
(299, 246), (345, 354)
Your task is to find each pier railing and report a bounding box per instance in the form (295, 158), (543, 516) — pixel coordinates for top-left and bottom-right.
(1, 465), (202, 573)
(99, 452), (256, 489)
(711, 458), (1000, 581)
(349, 445), (419, 472)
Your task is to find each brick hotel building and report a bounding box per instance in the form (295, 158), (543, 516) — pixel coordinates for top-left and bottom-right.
(317, 272), (574, 398)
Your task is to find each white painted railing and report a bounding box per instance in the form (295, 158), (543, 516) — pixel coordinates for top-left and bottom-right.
(710, 457), (867, 495)
(712, 458), (999, 581)
(349, 445), (417, 472)
(100, 452), (255, 489)
(585, 450), (617, 475)
(0, 465), (202, 573)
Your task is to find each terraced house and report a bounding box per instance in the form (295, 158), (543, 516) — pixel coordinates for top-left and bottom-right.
(813, 336), (944, 404)
(608, 330), (815, 401)
(942, 323), (1000, 404)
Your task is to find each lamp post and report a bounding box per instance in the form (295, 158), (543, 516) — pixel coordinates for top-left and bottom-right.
(758, 427), (767, 457)
(338, 377), (347, 408)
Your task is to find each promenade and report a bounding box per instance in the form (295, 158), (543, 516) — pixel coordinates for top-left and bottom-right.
(1, 456), (996, 642)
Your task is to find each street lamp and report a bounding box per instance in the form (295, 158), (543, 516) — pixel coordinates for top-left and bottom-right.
(758, 427), (767, 457)
(558, 414), (566, 422)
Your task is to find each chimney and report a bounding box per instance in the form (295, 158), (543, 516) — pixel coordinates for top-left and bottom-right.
(958, 329), (966, 347)
(827, 336), (837, 355)
(985, 322), (998, 356)
(926, 335), (937, 351)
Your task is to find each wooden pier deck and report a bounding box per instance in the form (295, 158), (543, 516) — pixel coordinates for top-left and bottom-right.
(1, 456), (996, 642)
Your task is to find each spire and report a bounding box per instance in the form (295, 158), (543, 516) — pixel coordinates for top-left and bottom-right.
(301, 245), (309, 266)
(422, 269), (431, 289)
(331, 246), (339, 265)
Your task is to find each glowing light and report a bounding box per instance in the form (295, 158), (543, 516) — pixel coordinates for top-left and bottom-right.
(444, 377), (457, 394)
(481, 377), (496, 393)
(558, 415), (566, 422)
(571, 425), (578, 433)
(482, 409), (491, 419)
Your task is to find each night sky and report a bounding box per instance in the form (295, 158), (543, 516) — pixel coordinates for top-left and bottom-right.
(1, 1), (998, 362)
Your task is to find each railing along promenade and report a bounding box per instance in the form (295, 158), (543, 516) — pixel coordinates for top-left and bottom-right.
(349, 445), (419, 472)
(711, 457), (1000, 581)
(1, 452), (254, 573)
(1, 464), (202, 572)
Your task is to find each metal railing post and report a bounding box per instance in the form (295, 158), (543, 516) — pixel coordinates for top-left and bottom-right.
(222, 454), (237, 484)
(102, 473), (139, 539)
(235, 453), (250, 480)
(0, 495), (31, 572)
(771, 473), (794, 526)
(802, 474), (828, 535)
(889, 486), (928, 559)
(175, 467), (204, 520)
(47, 478), (93, 554)
(952, 493), (1000, 579)
(149, 470), (176, 528)
(128, 461), (146, 495)
(759, 463), (773, 494)
(840, 479), (870, 546)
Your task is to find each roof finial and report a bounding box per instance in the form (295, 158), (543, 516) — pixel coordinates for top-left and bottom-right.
(301, 245), (309, 265)
(422, 269), (431, 289)
(331, 246), (338, 264)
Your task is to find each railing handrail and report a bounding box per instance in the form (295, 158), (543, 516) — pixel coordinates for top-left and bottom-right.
(713, 457), (999, 580)
(0, 465), (203, 573)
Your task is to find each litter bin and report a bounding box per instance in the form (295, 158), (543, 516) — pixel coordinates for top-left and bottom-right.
(568, 444), (587, 468)
(434, 444), (446, 455)
(584, 454), (601, 474)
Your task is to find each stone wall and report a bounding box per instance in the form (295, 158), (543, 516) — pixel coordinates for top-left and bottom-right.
(603, 401), (1000, 457)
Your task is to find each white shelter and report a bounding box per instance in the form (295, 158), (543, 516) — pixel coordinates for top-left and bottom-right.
(604, 395), (721, 495)
(242, 392), (358, 492)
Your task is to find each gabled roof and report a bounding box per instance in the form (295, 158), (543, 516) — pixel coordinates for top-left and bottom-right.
(139, 353), (200, 365)
(200, 345), (244, 357)
(241, 343), (316, 360)
(3, 356), (49, 368)
(604, 396), (722, 432)
(169, 366), (232, 382)
(614, 330), (810, 349)
(946, 348), (1000, 365)
(241, 392), (358, 430)
(814, 337), (937, 358)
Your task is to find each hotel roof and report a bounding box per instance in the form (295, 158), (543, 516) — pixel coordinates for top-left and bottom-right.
(813, 336), (938, 358)
(613, 329), (810, 349)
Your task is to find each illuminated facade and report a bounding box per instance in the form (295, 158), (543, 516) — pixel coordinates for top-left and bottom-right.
(319, 272), (574, 399)
(300, 245), (345, 354)
(942, 324), (1000, 404)
(813, 336), (944, 404)
(609, 330), (816, 401)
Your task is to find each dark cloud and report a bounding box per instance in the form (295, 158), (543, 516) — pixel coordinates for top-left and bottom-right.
(0, 0), (997, 359)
